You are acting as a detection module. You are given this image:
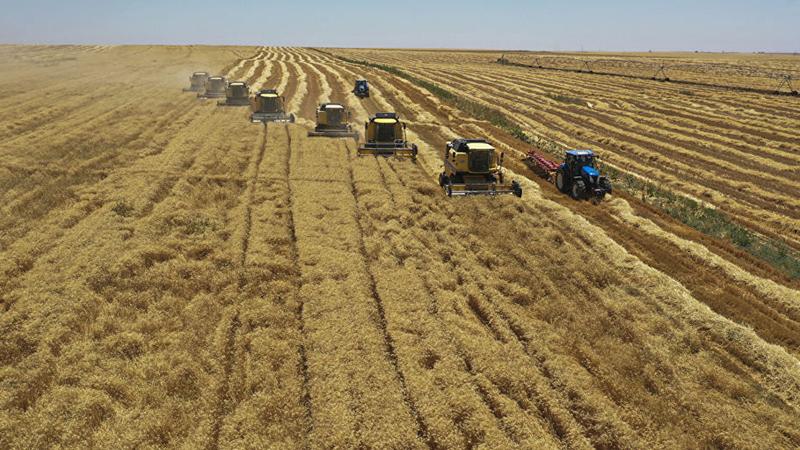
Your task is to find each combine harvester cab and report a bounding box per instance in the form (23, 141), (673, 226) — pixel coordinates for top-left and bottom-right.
(250, 89), (296, 123)
(308, 103), (359, 139)
(183, 71), (209, 92)
(357, 112), (418, 159)
(353, 79), (370, 98)
(439, 139), (522, 197)
(198, 76), (227, 99)
(217, 81), (251, 106)
(526, 149), (611, 202)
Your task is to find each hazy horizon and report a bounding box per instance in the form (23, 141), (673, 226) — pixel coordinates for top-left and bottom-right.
(1, 0), (798, 53)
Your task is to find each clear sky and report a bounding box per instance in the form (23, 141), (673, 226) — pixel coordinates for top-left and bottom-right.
(0, 0), (798, 52)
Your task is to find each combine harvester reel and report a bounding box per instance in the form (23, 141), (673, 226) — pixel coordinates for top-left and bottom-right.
(526, 149), (611, 203)
(439, 139), (522, 197)
(183, 71), (209, 92)
(250, 89), (295, 123)
(357, 112), (418, 159)
(197, 76), (228, 99)
(308, 103), (359, 139)
(217, 81), (251, 106)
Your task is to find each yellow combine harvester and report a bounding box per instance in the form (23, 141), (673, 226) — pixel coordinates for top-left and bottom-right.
(217, 81), (250, 106)
(250, 89), (295, 123)
(308, 103), (359, 138)
(357, 112), (417, 158)
(198, 76), (227, 99)
(183, 71), (209, 92)
(439, 138), (522, 197)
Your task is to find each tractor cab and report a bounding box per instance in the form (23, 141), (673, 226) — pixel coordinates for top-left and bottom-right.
(566, 150), (597, 174)
(556, 150), (612, 201)
(353, 79), (370, 98)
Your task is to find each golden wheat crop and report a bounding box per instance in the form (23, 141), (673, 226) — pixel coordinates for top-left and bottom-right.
(1, 45), (799, 449)
(330, 48), (800, 249)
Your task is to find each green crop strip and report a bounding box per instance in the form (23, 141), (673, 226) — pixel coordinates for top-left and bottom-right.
(313, 48), (800, 279)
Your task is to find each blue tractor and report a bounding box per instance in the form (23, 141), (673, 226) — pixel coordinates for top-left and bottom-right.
(555, 150), (612, 202)
(353, 79), (370, 98)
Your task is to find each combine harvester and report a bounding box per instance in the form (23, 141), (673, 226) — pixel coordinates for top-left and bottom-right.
(183, 71), (209, 92)
(353, 79), (370, 98)
(439, 139), (522, 197)
(308, 103), (359, 138)
(198, 76), (227, 99)
(357, 112), (417, 159)
(525, 149), (612, 202)
(217, 81), (250, 106)
(250, 89), (295, 123)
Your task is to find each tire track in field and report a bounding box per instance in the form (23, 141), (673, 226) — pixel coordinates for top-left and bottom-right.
(494, 66), (800, 151)
(281, 51), (311, 126)
(392, 62), (800, 246)
(404, 63), (800, 244)
(379, 158), (595, 449)
(0, 94), (210, 262)
(447, 66), (800, 164)
(283, 124), (313, 441)
(425, 67), (799, 198)
(2, 45), (250, 141)
(0, 47), (243, 285)
(286, 123), (423, 447)
(378, 157), (559, 447)
(205, 118), (269, 450)
(390, 160), (636, 448)
(3, 96), (253, 448)
(206, 312), (241, 450)
(318, 51), (800, 444)
(345, 50), (800, 348)
(312, 53), (568, 443)
(342, 139), (432, 447)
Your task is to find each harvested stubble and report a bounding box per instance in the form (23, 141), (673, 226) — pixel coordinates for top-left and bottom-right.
(1, 45), (800, 450)
(328, 48), (800, 250)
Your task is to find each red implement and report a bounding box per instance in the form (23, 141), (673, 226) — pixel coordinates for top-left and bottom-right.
(524, 150), (560, 182)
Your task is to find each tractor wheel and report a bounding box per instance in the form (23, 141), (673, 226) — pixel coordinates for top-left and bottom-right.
(571, 181), (586, 200)
(512, 180), (522, 198)
(438, 173), (446, 187)
(600, 177), (613, 195)
(555, 170), (569, 193)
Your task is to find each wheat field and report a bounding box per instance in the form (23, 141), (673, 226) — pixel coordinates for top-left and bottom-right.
(329, 48), (800, 249)
(1, 45), (799, 449)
